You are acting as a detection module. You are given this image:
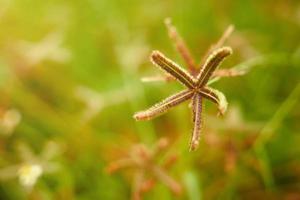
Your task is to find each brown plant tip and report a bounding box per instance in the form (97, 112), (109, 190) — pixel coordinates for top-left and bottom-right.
(189, 140), (199, 152)
(134, 20), (240, 151)
(189, 93), (202, 151)
(133, 112), (147, 121)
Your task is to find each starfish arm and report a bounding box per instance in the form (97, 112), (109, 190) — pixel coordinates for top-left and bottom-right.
(151, 50), (195, 88)
(134, 89), (194, 121)
(199, 25), (234, 68)
(199, 87), (228, 115)
(196, 47), (232, 87)
(190, 93), (203, 151)
(164, 18), (196, 72)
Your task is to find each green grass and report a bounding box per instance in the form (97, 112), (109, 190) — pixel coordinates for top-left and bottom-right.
(0, 0), (300, 199)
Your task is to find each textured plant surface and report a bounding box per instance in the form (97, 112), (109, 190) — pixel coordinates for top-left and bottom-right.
(134, 19), (239, 151)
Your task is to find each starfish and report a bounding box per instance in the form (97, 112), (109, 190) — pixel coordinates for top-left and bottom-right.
(134, 19), (234, 151)
(106, 138), (181, 200)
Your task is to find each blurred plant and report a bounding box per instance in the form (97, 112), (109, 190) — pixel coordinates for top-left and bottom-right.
(111, 23), (157, 141)
(10, 32), (71, 71)
(253, 82), (300, 189)
(134, 19), (239, 151)
(75, 86), (131, 124)
(0, 108), (21, 136)
(206, 105), (263, 133)
(116, 35), (149, 72)
(106, 138), (182, 200)
(0, 141), (61, 191)
(205, 105), (263, 172)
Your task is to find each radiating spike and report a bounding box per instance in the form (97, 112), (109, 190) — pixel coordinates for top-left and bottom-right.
(134, 89), (194, 121)
(164, 18), (196, 72)
(197, 47), (232, 87)
(151, 51), (196, 88)
(189, 93), (203, 151)
(199, 25), (234, 68)
(199, 87), (228, 115)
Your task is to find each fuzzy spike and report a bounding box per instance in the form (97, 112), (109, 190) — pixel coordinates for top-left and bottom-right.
(197, 47), (232, 87)
(151, 50), (195, 88)
(134, 89), (194, 121)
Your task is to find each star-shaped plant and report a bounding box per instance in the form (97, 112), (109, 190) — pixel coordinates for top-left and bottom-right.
(106, 138), (181, 200)
(134, 19), (237, 151)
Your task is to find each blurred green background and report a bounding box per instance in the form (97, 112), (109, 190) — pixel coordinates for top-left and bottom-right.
(0, 0), (300, 199)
